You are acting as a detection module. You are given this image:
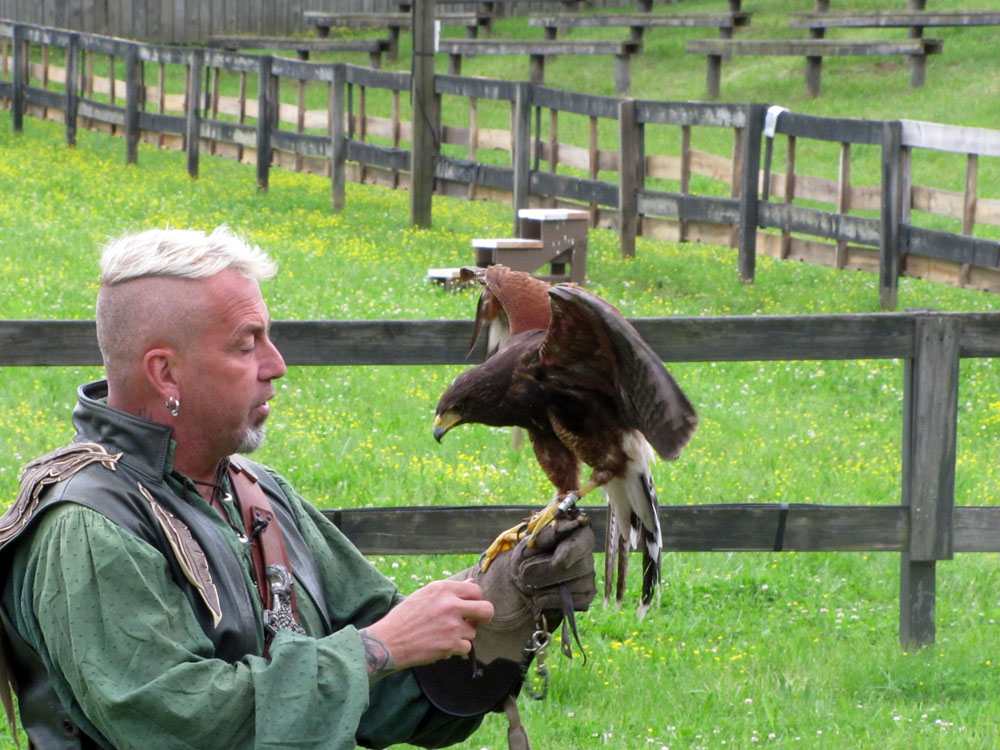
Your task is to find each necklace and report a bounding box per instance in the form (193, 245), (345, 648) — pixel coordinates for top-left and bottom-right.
(188, 469), (248, 543)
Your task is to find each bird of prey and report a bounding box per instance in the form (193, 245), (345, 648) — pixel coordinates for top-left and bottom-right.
(434, 266), (697, 618)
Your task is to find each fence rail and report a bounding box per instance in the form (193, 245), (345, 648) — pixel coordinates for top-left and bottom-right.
(3, 21), (1000, 307)
(4, 311), (1000, 648)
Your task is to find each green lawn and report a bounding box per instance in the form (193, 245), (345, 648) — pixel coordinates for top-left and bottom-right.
(3, 0), (1000, 745)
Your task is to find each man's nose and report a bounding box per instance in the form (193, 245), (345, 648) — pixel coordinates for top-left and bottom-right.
(260, 336), (287, 381)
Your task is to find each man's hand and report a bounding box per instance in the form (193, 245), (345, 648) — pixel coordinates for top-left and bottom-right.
(360, 579), (494, 683)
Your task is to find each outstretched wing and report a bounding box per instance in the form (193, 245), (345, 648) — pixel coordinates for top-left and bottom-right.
(464, 265), (552, 358)
(542, 284), (697, 462)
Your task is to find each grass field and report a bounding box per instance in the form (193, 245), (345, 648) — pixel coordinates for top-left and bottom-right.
(3, 1), (1000, 747)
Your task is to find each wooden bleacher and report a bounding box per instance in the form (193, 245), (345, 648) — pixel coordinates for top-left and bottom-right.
(304, 10), (490, 61)
(530, 11), (752, 42)
(438, 38), (642, 95)
(206, 36), (391, 67)
(686, 37), (943, 98)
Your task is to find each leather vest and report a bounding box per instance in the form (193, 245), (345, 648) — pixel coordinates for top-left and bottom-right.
(0, 381), (329, 749)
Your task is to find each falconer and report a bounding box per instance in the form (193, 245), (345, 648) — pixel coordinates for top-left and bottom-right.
(0, 226), (595, 750)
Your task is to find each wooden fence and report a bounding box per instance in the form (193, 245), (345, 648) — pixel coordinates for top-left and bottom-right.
(0, 0), (626, 43)
(4, 310), (1000, 648)
(2, 21), (1000, 308)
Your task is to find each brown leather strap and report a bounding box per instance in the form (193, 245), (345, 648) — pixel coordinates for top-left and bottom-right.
(227, 458), (301, 628)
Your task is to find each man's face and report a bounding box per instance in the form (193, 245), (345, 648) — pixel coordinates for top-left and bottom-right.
(176, 269), (287, 461)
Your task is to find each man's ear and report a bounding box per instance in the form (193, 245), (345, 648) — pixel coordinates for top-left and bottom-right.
(143, 347), (179, 402)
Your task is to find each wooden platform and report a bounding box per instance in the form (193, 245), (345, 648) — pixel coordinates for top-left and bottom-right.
(206, 36), (391, 66)
(530, 11), (751, 41)
(438, 38), (642, 95)
(426, 267), (470, 291)
(304, 11), (489, 59)
(789, 10), (1000, 32)
(687, 37), (943, 98)
(469, 208), (588, 284)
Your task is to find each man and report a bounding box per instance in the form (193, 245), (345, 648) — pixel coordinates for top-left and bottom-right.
(0, 226), (595, 749)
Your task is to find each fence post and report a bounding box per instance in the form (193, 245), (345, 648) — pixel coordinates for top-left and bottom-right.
(879, 120), (903, 309)
(511, 82), (532, 234)
(618, 98), (639, 258)
(410, 0), (437, 228)
(899, 312), (959, 649)
(186, 48), (203, 179)
(11, 24), (24, 132)
(256, 55), (272, 192)
(738, 103), (765, 282)
(124, 44), (140, 164)
(330, 64), (346, 212)
(65, 33), (79, 146)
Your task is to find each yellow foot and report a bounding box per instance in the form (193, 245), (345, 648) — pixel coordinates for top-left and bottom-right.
(479, 521), (528, 571)
(522, 500), (561, 547)
(480, 494), (582, 571)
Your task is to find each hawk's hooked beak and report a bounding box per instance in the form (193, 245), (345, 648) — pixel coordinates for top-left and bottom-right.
(433, 410), (462, 442)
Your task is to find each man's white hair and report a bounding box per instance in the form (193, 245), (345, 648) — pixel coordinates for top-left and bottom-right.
(100, 225), (277, 285)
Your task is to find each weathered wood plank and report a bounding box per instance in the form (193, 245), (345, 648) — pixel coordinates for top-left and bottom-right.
(903, 315), (959, 562)
(770, 110), (882, 146)
(639, 189), (740, 224)
(900, 119), (1000, 158)
(687, 38), (943, 57)
(21, 85), (63, 110)
(903, 225), (1000, 269)
(410, 0), (436, 228)
(791, 10), (1000, 30)
(272, 130), (331, 158)
(320, 504), (910, 555)
(6, 313), (978, 368)
(435, 73), (518, 102)
(619, 98), (639, 257)
(197, 117), (256, 146)
(636, 100), (746, 128)
(531, 85), (619, 120)
(346, 139), (409, 170)
(270, 57), (339, 83)
(305, 11), (486, 29)
(343, 64), (409, 92)
(207, 36), (391, 55)
(137, 44), (202, 66)
(759, 201), (881, 246)
(881, 120), (903, 309)
(435, 156), (512, 190)
(438, 39), (641, 56)
(77, 98), (126, 126)
(530, 170), (618, 207)
(530, 12), (751, 31)
(953, 507), (1000, 553)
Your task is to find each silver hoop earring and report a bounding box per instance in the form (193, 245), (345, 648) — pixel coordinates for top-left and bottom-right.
(165, 396), (180, 417)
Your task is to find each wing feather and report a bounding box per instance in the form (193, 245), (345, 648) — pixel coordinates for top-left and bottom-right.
(543, 284), (697, 461)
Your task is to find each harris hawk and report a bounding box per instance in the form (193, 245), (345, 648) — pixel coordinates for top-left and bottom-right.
(434, 266), (697, 618)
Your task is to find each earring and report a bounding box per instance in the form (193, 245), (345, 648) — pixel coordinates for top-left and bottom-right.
(165, 396), (180, 417)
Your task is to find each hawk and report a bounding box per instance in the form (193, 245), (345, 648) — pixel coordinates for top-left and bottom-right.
(434, 266), (697, 618)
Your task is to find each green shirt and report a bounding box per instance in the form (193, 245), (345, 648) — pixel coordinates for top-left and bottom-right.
(5, 468), (480, 750)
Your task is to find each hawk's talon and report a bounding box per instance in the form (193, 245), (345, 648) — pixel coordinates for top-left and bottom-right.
(479, 523), (527, 571)
(480, 492), (584, 569)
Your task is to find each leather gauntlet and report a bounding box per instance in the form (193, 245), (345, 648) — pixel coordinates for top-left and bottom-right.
(413, 513), (596, 716)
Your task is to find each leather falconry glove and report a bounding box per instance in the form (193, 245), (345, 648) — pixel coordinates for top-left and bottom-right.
(413, 513), (596, 717)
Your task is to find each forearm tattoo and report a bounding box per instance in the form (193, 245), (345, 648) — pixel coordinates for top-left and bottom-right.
(359, 629), (396, 682)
